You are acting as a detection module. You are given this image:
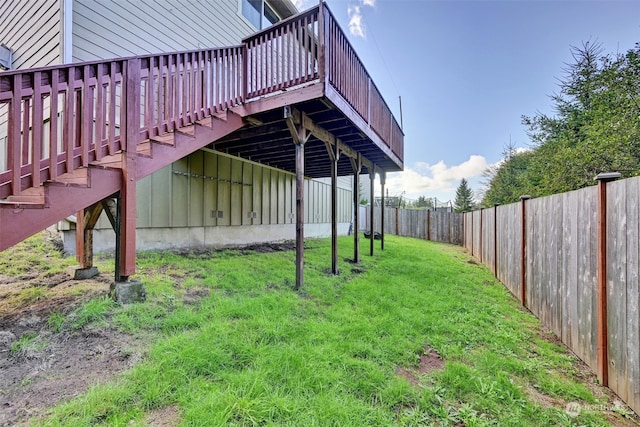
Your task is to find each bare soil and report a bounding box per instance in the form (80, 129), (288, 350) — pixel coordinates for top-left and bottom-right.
(395, 345), (445, 386)
(0, 273), (147, 426)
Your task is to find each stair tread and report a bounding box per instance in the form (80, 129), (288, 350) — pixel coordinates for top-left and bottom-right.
(150, 133), (175, 145)
(1, 187), (45, 206)
(51, 168), (89, 186)
(137, 141), (152, 157)
(176, 124), (196, 137)
(92, 153), (123, 169)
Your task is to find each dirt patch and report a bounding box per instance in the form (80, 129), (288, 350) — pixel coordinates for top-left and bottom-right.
(175, 241), (298, 259)
(0, 232), (149, 426)
(0, 274), (148, 426)
(146, 404), (181, 426)
(183, 286), (211, 305)
(395, 345), (444, 387)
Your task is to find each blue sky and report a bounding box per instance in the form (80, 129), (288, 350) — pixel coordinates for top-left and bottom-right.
(295, 0), (640, 203)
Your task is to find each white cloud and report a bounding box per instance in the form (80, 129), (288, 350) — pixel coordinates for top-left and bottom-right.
(347, 0), (375, 38)
(291, 0), (311, 11)
(348, 5), (365, 38)
(382, 155), (491, 201)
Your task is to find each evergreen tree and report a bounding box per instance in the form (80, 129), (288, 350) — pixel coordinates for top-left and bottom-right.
(454, 178), (474, 212)
(483, 41), (640, 204)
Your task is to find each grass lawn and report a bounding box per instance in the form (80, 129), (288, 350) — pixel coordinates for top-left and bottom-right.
(3, 234), (637, 426)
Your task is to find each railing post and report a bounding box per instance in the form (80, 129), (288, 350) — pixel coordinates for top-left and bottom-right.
(520, 195), (531, 307)
(318, 1), (326, 86)
(119, 58), (140, 280)
(242, 44), (249, 102)
(595, 172), (621, 387)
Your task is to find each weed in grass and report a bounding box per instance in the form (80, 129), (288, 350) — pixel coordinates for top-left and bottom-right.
(70, 296), (116, 329)
(46, 310), (66, 333)
(10, 332), (48, 356)
(2, 286), (50, 311)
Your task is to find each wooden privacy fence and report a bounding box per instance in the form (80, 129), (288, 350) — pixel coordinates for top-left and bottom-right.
(364, 206), (463, 245)
(463, 175), (640, 415)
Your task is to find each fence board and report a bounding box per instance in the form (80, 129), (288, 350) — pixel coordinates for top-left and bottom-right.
(579, 186), (598, 370)
(562, 190), (579, 350)
(400, 179), (640, 416)
(626, 177), (640, 412)
(608, 179), (628, 401)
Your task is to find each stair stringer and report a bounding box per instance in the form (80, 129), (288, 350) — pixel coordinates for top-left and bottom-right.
(136, 111), (246, 179)
(0, 166), (122, 251)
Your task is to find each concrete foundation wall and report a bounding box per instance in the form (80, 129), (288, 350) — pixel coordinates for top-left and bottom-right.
(61, 223), (351, 255)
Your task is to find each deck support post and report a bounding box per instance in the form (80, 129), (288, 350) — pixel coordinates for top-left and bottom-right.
(285, 106), (311, 290)
(350, 153), (362, 263)
(110, 57), (145, 303)
(72, 202), (103, 280)
(325, 140), (340, 275)
(380, 171), (385, 250)
(369, 165), (375, 256)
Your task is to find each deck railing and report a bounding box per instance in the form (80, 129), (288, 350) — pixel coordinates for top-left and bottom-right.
(321, 5), (404, 160)
(0, 2), (403, 201)
(243, 7), (319, 98)
(0, 47), (243, 199)
(243, 4), (404, 161)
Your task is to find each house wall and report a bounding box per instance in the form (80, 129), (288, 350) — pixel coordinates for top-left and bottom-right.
(0, 0), (62, 69)
(70, 0), (254, 61)
(0, 0), (63, 171)
(59, 149), (354, 254)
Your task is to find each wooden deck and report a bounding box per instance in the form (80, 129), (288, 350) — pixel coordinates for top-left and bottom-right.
(0, 3), (404, 285)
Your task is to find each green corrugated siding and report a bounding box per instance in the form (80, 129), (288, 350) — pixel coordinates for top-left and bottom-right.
(95, 149), (352, 230)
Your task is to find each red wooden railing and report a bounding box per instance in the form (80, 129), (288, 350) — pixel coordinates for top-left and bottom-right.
(243, 4), (404, 160)
(321, 5), (404, 160)
(0, 2), (403, 202)
(0, 47), (244, 199)
(244, 7), (319, 98)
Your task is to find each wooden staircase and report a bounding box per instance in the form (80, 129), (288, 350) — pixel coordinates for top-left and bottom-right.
(0, 109), (245, 253)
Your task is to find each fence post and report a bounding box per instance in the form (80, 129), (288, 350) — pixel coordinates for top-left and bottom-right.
(427, 209), (431, 241)
(595, 172), (621, 386)
(520, 195), (531, 307)
(494, 204), (499, 277)
(395, 207), (399, 236)
(479, 208), (484, 263)
(471, 211), (474, 257)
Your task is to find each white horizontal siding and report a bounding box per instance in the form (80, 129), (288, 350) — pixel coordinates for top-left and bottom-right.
(0, 0), (62, 69)
(72, 0), (256, 61)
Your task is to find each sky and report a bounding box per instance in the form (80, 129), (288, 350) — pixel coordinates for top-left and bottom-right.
(293, 0), (640, 204)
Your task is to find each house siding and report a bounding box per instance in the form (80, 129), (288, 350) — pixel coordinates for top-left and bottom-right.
(0, 0), (62, 69)
(1, 0), (62, 172)
(92, 149), (352, 231)
(71, 0), (253, 61)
